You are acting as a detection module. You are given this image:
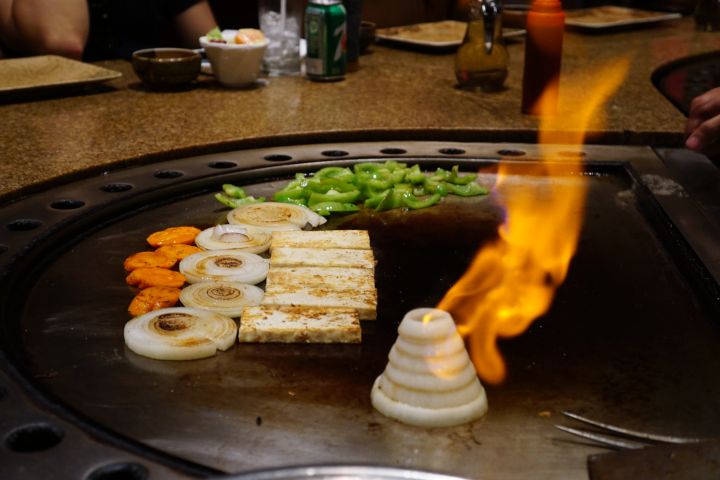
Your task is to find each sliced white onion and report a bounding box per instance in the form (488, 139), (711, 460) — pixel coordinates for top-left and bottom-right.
(371, 307), (488, 427)
(180, 281), (264, 317)
(123, 307), (237, 360)
(371, 377), (488, 428)
(226, 202), (326, 232)
(195, 225), (271, 253)
(179, 250), (269, 285)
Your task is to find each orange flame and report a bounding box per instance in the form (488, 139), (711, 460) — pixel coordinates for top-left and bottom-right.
(437, 59), (630, 385)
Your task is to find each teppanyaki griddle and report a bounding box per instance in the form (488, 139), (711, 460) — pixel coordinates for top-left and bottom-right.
(1, 141), (719, 480)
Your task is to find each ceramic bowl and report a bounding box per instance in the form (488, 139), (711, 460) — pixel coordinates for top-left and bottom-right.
(131, 48), (201, 89)
(199, 32), (269, 87)
(359, 21), (377, 55)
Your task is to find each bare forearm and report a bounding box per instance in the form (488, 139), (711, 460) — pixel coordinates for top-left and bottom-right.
(0, 0), (89, 58)
(173, 1), (217, 48)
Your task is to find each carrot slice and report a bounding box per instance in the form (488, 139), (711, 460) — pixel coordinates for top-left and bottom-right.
(155, 244), (203, 260)
(126, 268), (186, 289)
(128, 286), (181, 317)
(123, 251), (177, 271)
(146, 226), (201, 247)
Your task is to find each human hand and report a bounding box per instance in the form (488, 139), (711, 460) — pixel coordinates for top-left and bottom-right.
(685, 86), (720, 160)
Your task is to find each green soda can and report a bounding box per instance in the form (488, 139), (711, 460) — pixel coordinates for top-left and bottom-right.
(305, 0), (347, 81)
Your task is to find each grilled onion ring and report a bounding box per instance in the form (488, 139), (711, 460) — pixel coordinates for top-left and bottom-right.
(123, 307), (237, 360)
(195, 225), (271, 253)
(180, 281), (264, 317)
(179, 250), (269, 285)
(227, 202), (326, 232)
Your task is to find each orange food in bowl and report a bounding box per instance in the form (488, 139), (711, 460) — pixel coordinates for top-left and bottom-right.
(235, 28), (266, 45)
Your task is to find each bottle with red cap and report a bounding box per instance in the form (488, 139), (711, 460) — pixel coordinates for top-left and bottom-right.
(521, 0), (565, 115)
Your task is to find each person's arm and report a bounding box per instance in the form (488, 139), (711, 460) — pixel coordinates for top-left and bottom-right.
(0, 0), (89, 59)
(685, 87), (720, 160)
(172, 0), (217, 49)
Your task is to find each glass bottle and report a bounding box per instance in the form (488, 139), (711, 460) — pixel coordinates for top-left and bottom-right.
(521, 0), (564, 115)
(455, 0), (509, 92)
(695, 0), (720, 31)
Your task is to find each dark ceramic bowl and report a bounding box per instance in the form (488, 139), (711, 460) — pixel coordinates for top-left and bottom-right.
(359, 21), (376, 54)
(131, 48), (201, 89)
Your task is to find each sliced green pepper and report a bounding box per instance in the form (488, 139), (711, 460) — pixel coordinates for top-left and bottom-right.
(308, 189), (361, 206)
(447, 165), (477, 185)
(222, 184), (247, 199)
(311, 201), (360, 216)
(214, 193), (265, 208)
(402, 192), (442, 210)
(442, 181), (488, 196)
(315, 166), (354, 182)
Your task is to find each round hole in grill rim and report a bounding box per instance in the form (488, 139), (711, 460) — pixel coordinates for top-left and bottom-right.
(497, 149), (527, 157)
(380, 148), (407, 155)
(86, 462), (149, 480)
(100, 183), (133, 193)
(0, 244), (8, 255)
(438, 148), (466, 155)
(208, 161), (238, 169)
(264, 154), (293, 162)
(5, 422), (64, 453)
(6, 219), (42, 231)
(557, 151), (588, 158)
(154, 170), (184, 179)
(321, 150), (349, 157)
(50, 199), (86, 210)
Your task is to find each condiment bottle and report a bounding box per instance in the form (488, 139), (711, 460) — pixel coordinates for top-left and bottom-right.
(455, 0), (509, 92)
(521, 0), (564, 115)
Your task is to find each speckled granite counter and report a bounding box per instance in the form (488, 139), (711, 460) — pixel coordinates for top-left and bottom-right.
(1, 17), (719, 201)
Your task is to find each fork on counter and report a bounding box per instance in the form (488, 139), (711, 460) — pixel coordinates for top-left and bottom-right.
(556, 411), (711, 450)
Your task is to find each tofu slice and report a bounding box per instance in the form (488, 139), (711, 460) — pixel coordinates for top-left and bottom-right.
(262, 285), (377, 320)
(271, 230), (371, 250)
(265, 266), (375, 290)
(239, 305), (361, 343)
(270, 247), (375, 269)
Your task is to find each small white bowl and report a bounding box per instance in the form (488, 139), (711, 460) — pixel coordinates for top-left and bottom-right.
(199, 31), (269, 87)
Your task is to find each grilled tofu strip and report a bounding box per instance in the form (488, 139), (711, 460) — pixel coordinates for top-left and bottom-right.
(270, 230), (371, 250)
(270, 247), (375, 269)
(239, 305), (361, 343)
(261, 285), (377, 320)
(265, 266), (376, 291)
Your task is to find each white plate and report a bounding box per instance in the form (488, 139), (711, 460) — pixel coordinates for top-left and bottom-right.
(376, 20), (525, 49)
(565, 6), (681, 29)
(0, 55), (121, 94)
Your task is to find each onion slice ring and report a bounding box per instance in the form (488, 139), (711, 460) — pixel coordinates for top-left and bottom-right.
(195, 225), (271, 253)
(179, 250), (269, 285)
(180, 281), (264, 317)
(227, 202), (326, 232)
(123, 307), (237, 360)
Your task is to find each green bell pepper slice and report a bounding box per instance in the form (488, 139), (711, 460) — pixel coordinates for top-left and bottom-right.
(402, 192), (442, 210)
(311, 201), (360, 216)
(442, 181), (488, 196)
(215, 193), (265, 208)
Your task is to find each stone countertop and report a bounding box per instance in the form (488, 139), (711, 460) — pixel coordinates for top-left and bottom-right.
(1, 16), (719, 201)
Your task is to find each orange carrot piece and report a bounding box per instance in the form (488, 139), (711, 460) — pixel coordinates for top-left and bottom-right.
(128, 286), (181, 317)
(123, 251), (177, 271)
(146, 226), (201, 247)
(126, 268), (186, 289)
(155, 244), (203, 260)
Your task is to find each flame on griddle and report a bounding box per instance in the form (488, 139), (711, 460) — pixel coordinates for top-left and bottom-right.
(437, 59), (630, 385)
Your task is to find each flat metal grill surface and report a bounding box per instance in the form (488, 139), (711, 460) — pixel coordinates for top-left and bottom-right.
(1, 143), (719, 480)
